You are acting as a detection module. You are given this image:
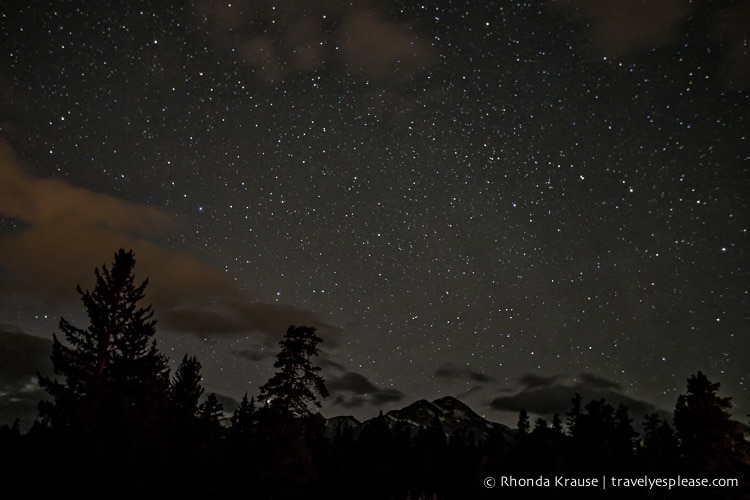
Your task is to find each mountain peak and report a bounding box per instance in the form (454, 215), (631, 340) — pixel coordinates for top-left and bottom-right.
(433, 395), (473, 412)
(329, 396), (513, 444)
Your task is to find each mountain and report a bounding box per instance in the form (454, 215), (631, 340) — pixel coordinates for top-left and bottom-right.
(325, 396), (513, 444)
(324, 415), (361, 441)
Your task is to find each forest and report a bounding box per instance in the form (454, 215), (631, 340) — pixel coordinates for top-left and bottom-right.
(0, 249), (748, 499)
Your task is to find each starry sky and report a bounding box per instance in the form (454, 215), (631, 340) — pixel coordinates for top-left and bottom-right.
(0, 0), (748, 428)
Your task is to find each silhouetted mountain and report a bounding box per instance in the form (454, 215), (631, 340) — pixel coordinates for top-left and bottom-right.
(326, 396), (513, 444)
(324, 415), (361, 440)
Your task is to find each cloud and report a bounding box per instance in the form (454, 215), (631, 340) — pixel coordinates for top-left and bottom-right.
(579, 372), (621, 390)
(191, 0), (434, 83)
(518, 373), (564, 389)
(161, 301), (341, 346)
(208, 392), (240, 416)
(233, 348), (276, 362)
(0, 324), (52, 428)
(434, 362), (492, 383)
(338, 8), (435, 79)
(490, 372), (656, 418)
(326, 369), (405, 408)
(328, 371), (379, 393)
(551, 1), (749, 88)
(455, 385), (484, 400)
(0, 140), (337, 344)
(552, 0), (691, 55)
(712, 4), (750, 90)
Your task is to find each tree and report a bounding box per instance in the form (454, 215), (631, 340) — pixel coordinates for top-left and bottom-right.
(612, 403), (639, 471)
(551, 413), (563, 434)
(170, 354), (204, 421)
(199, 392), (224, 425)
(516, 408), (530, 435)
(674, 371), (746, 476)
(252, 326), (329, 498)
(230, 392), (257, 438)
(566, 392), (582, 434)
(258, 325), (328, 418)
(35, 249), (171, 498)
(38, 249), (169, 432)
(641, 413), (678, 474)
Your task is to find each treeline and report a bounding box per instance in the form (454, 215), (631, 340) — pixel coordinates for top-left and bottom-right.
(316, 375), (750, 500)
(0, 249), (748, 499)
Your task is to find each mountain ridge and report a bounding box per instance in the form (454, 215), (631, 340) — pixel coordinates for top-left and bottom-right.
(325, 395), (513, 444)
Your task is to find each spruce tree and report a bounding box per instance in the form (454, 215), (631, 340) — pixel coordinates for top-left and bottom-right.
(38, 249), (169, 432)
(199, 392), (224, 425)
(641, 413), (678, 474)
(259, 325), (328, 418)
(517, 408), (530, 435)
(170, 354), (204, 421)
(254, 326), (329, 498)
(230, 392), (257, 437)
(674, 371), (746, 476)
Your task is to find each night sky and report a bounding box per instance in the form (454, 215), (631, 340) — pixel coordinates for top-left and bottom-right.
(0, 0), (748, 428)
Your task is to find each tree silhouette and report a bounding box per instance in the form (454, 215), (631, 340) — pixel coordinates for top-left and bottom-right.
(674, 371), (746, 477)
(226, 392), (258, 485)
(38, 249), (169, 434)
(517, 408), (530, 435)
(251, 326), (329, 498)
(199, 392), (224, 426)
(612, 403), (639, 471)
(230, 392), (257, 438)
(170, 354), (204, 418)
(168, 351), (205, 467)
(34, 249), (170, 497)
(259, 325), (328, 418)
(566, 396), (638, 473)
(641, 413), (678, 475)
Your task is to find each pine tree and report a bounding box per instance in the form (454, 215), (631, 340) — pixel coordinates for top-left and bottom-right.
(517, 408), (530, 435)
(551, 413), (563, 434)
(170, 354), (204, 421)
(38, 249), (169, 432)
(674, 371), (745, 476)
(230, 392), (257, 437)
(35, 250), (170, 497)
(199, 393), (224, 427)
(566, 392), (582, 434)
(641, 413), (678, 474)
(611, 403), (638, 471)
(259, 325), (328, 418)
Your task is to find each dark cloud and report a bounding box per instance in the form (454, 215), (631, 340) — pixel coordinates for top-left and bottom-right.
(371, 388), (404, 405)
(192, 0), (434, 83)
(455, 385), (484, 400)
(579, 372), (621, 390)
(233, 348), (276, 362)
(434, 363), (492, 383)
(328, 371), (379, 394)
(210, 392), (240, 416)
(318, 357), (347, 372)
(491, 384), (576, 415)
(517, 373), (564, 389)
(490, 372), (657, 418)
(552, 1), (749, 88)
(327, 369), (404, 408)
(0, 325), (52, 428)
(337, 8), (434, 79)
(552, 0), (691, 55)
(332, 388), (404, 409)
(160, 300), (341, 347)
(0, 141), (339, 345)
(0, 324), (52, 380)
(712, 4), (750, 89)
